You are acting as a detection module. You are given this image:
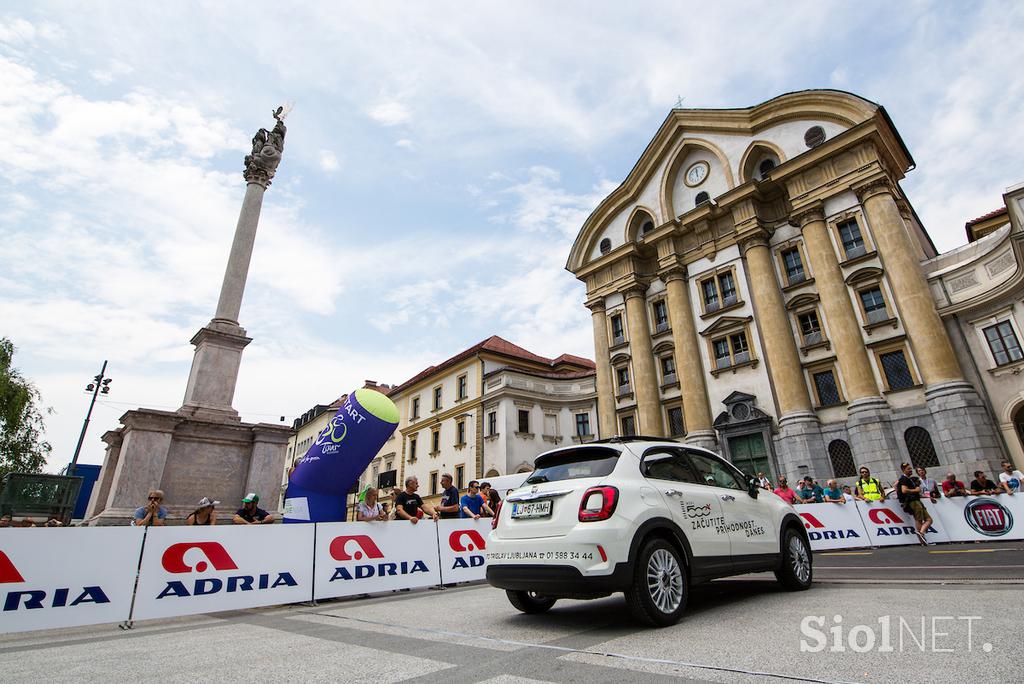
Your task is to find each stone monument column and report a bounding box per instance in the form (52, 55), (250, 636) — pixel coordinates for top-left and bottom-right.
(180, 112), (288, 422)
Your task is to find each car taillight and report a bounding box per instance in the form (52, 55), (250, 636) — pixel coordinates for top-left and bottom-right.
(491, 501), (503, 529)
(579, 486), (618, 522)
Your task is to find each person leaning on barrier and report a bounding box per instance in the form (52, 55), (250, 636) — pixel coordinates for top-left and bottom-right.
(797, 477), (824, 503)
(897, 462), (933, 546)
(841, 484), (855, 502)
(460, 480), (494, 519)
(437, 473), (461, 519)
(233, 492), (275, 525)
(969, 470), (1001, 496)
(773, 476), (805, 505)
(394, 476), (438, 524)
(854, 467), (884, 502)
(756, 471), (772, 490)
(478, 482), (495, 517)
(133, 489), (168, 526)
(915, 467), (940, 502)
(356, 487), (388, 521)
(0, 514), (12, 527)
(942, 473), (968, 497)
(186, 497), (219, 525)
(999, 460), (1024, 495)
(822, 480), (845, 503)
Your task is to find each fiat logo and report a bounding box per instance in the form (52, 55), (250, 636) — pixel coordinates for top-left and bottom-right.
(963, 498), (1013, 537)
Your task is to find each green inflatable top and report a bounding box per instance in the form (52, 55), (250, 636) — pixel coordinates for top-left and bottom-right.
(354, 387), (400, 424)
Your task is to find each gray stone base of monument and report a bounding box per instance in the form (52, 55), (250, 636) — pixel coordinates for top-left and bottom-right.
(774, 411), (829, 481)
(84, 409), (290, 526)
(846, 395), (901, 475)
(178, 320), (252, 423)
(925, 380), (1006, 472)
(684, 429), (719, 453)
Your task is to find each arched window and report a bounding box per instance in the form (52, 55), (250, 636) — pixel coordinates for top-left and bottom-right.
(905, 427), (939, 468)
(695, 191), (710, 206)
(758, 158), (776, 178)
(828, 439), (856, 478)
(599, 238), (611, 255)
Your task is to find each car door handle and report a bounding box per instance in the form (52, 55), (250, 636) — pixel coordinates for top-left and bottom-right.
(664, 489), (682, 497)
(720, 494), (736, 502)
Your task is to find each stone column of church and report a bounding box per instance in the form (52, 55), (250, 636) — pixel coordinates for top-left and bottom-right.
(857, 178), (1001, 469)
(741, 231), (827, 478)
(795, 204), (897, 474)
(586, 298), (618, 439)
(662, 267), (717, 450)
(623, 286), (664, 435)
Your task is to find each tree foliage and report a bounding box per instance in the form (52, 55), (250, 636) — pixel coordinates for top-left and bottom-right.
(0, 337), (51, 480)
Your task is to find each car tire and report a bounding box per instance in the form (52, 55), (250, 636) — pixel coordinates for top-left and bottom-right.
(774, 528), (813, 590)
(625, 538), (688, 627)
(506, 590), (557, 614)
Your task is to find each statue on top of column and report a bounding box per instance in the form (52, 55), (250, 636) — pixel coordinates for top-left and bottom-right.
(243, 105), (290, 186)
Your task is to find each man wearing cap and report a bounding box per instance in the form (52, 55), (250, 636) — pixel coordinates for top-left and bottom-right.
(233, 493), (275, 525)
(186, 497), (220, 525)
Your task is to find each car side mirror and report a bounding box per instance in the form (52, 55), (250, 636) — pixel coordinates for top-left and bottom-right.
(747, 478), (759, 499)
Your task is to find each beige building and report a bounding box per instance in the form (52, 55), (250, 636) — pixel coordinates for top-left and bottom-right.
(925, 181), (1024, 469)
(387, 336), (596, 505)
(567, 89), (1005, 485)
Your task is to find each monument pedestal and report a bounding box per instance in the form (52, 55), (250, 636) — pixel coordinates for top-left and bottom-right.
(85, 409), (290, 525)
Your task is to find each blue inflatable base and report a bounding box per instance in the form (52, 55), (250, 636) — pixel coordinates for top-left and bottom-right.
(282, 483), (348, 524)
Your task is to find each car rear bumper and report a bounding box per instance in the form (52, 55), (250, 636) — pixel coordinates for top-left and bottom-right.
(486, 562), (631, 595)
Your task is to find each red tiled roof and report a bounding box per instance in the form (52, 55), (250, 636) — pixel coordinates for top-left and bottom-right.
(965, 207), (1007, 228)
(388, 335), (594, 396)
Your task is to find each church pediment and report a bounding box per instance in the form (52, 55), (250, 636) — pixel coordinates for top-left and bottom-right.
(699, 315), (752, 337)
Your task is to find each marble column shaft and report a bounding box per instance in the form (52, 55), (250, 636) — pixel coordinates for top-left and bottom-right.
(796, 207), (880, 401)
(587, 299), (618, 438)
(663, 270), (714, 435)
(623, 287), (664, 435)
(215, 181), (268, 324)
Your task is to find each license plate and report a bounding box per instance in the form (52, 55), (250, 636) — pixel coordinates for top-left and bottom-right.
(511, 500), (552, 519)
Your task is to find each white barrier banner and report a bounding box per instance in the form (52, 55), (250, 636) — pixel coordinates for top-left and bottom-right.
(313, 521), (441, 600)
(795, 503), (871, 551)
(854, 500), (952, 547)
(133, 524), (315, 621)
(437, 518), (491, 584)
(0, 527), (143, 633)
(928, 495), (1024, 542)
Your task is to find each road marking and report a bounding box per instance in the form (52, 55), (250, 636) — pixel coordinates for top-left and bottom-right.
(929, 549), (996, 554)
(816, 564), (1024, 570)
(821, 552), (873, 556)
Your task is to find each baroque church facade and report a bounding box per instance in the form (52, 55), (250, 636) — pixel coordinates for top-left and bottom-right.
(567, 89), (1014, 485)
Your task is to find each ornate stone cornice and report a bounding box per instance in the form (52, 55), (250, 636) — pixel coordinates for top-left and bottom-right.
(790, 203), (826, 229)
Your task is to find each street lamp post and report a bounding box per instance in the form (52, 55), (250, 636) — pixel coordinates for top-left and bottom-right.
(69, 360), (112, 478)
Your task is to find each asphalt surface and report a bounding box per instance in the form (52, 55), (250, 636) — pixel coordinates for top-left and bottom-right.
(1, 541), (1021, 684)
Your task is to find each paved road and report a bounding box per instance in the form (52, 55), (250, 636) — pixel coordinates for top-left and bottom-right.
(2, 542), (1021, 684)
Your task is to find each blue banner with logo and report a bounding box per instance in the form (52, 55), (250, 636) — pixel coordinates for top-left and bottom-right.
(283, 388), (399, 523)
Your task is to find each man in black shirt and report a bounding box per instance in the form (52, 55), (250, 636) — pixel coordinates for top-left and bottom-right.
(969, 470), (1001, 495)
(232, 492), (275, 525)
(437, 473), (461, 519)
(394, 476), (438, 524)
(897, 462), (932, 546)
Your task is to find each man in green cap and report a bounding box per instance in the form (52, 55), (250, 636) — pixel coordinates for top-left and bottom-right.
(232, 492), (275, 525)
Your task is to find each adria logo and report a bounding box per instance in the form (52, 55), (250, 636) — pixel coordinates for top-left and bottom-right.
(161, 542), (239, 573)
(330, 535), (384, 562)
(449, 530), (487, 552)
(868, 509), (904, 525)
(799, 513), (825, 529)
(0, 551), (25, 583)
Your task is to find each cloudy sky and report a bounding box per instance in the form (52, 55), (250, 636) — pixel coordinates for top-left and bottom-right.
(2, 1), (1022, 472)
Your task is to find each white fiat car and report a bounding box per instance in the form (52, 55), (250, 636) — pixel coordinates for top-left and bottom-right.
(486, 437), (811, 626)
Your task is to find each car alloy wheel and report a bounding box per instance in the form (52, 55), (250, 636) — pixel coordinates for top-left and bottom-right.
(646, 548), (684, 614)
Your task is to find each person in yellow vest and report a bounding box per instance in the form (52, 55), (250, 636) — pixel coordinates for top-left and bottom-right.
(854, 466), (885, 502)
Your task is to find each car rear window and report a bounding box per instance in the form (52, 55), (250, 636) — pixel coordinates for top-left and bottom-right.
(525, 447), (620, 484)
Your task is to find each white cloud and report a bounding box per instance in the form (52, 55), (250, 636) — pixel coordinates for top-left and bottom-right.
(395, 138), (414, 149)
(318, 149), (339, 172)
(366, 101), (411, 126)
